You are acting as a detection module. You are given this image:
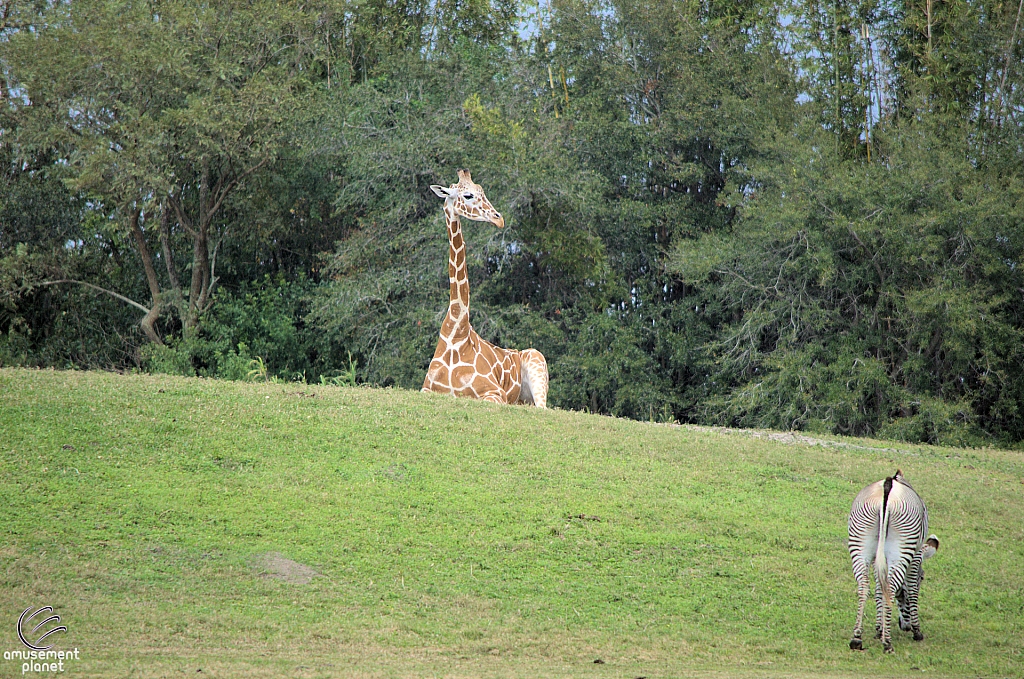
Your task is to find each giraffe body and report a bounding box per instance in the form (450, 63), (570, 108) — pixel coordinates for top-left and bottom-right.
(421, 170), (549, 408)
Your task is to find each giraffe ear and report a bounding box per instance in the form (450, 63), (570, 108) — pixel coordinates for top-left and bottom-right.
(430, 185), (453, 199)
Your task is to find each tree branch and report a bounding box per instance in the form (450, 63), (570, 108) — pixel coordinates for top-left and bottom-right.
(998, 0), (1024, 121)
(130, 208), (162, 302)
(159, 202), (182, 295)
(167, 194), (196, 237)
(206, 156), (271, 222)
(846, 223), (886, 285)
(202, 226), (230, 313)
(36, 278), (165, 345)
(37, 280), (151, 315)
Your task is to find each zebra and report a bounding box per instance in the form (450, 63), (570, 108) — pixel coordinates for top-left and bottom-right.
(848, 470), (940, 652)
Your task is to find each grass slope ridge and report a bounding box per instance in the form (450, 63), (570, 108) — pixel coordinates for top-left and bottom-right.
(1, 368), (1022, 678)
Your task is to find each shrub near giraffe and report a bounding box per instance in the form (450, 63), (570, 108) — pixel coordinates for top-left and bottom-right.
(422, 169), (549, 407)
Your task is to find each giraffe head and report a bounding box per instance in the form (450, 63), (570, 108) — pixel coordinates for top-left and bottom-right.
(430, 169), (504, 228)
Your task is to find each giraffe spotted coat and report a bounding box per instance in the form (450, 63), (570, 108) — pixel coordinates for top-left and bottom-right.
(421, 170), (549, 407)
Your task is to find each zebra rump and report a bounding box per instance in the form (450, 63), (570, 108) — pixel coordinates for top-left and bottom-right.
(847, 470), (939, 653)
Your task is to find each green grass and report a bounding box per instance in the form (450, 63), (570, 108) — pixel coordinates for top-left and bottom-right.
(1, 368), (1022, 678)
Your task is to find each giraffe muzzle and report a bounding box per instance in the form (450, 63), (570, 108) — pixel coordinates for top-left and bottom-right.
(492, 214), (505, 228)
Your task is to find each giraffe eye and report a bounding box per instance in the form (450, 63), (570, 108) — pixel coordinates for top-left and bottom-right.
(463, 193), (474, 200)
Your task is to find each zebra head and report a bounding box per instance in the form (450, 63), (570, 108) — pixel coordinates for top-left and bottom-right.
(922, 534), (940, 560)
(897, 534), (940, 633)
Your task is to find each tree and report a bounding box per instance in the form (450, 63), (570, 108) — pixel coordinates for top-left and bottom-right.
(3, 0), (322, 342)
(669, 113), (1024, 443)
(306, 40), (608, 388)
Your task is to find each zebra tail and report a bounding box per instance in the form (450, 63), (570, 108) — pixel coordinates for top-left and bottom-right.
(875, 476), (894, 608)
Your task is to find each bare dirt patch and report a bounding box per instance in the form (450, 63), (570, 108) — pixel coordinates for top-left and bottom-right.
(251, 552), (319, 584)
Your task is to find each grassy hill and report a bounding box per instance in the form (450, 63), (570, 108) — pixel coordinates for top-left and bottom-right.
(1, 368), (1022, 678)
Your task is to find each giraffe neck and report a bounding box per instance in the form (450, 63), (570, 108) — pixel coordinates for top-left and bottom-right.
(443, 205), (471, 338)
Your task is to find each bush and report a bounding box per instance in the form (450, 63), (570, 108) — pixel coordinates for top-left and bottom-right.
(141, 275), (340, 383)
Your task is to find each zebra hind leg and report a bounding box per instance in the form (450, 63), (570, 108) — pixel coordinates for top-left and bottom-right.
(850, 572), (870, 650)
(881, 596), (895, 653)
(873, 587), (884, 638)
(873, 583), (896, 652)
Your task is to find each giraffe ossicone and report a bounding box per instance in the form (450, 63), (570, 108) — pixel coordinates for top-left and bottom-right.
(421, 169), (549, 408)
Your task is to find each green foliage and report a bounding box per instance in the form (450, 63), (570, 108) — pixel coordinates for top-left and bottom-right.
(319, 352), (359, 387)
(877, 396), (977, 448)
(7, 0), (319, 201)
(553, 311), (678, 419)
(141, 341), (200, 378)
(2, 0), (328, 341)
(0, 205), (150, 370)
(141, 275), (327, 383)
(670, 114), (1024, 443)
(3, 0), (1024, 443)
(246, 355), (271, 383)
(306, 39), (613, 390)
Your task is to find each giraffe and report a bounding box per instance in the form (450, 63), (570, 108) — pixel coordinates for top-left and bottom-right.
(421, 169), (549, 407)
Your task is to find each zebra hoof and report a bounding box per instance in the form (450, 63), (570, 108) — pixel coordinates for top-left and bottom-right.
(913, 631), (924, 641)
(849, 639), (863, 651)
(883, 642), (894, 654)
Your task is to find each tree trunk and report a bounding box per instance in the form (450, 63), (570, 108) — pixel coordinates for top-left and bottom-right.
(185, 162), (211, 333)
(129, 208), (164, 345)
(158, 202), (185, 323)
(170, 156), (268, 334)
(186, 228), (210, 333)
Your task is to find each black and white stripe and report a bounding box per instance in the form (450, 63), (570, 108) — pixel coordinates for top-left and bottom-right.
(848, 470), (938, 652)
